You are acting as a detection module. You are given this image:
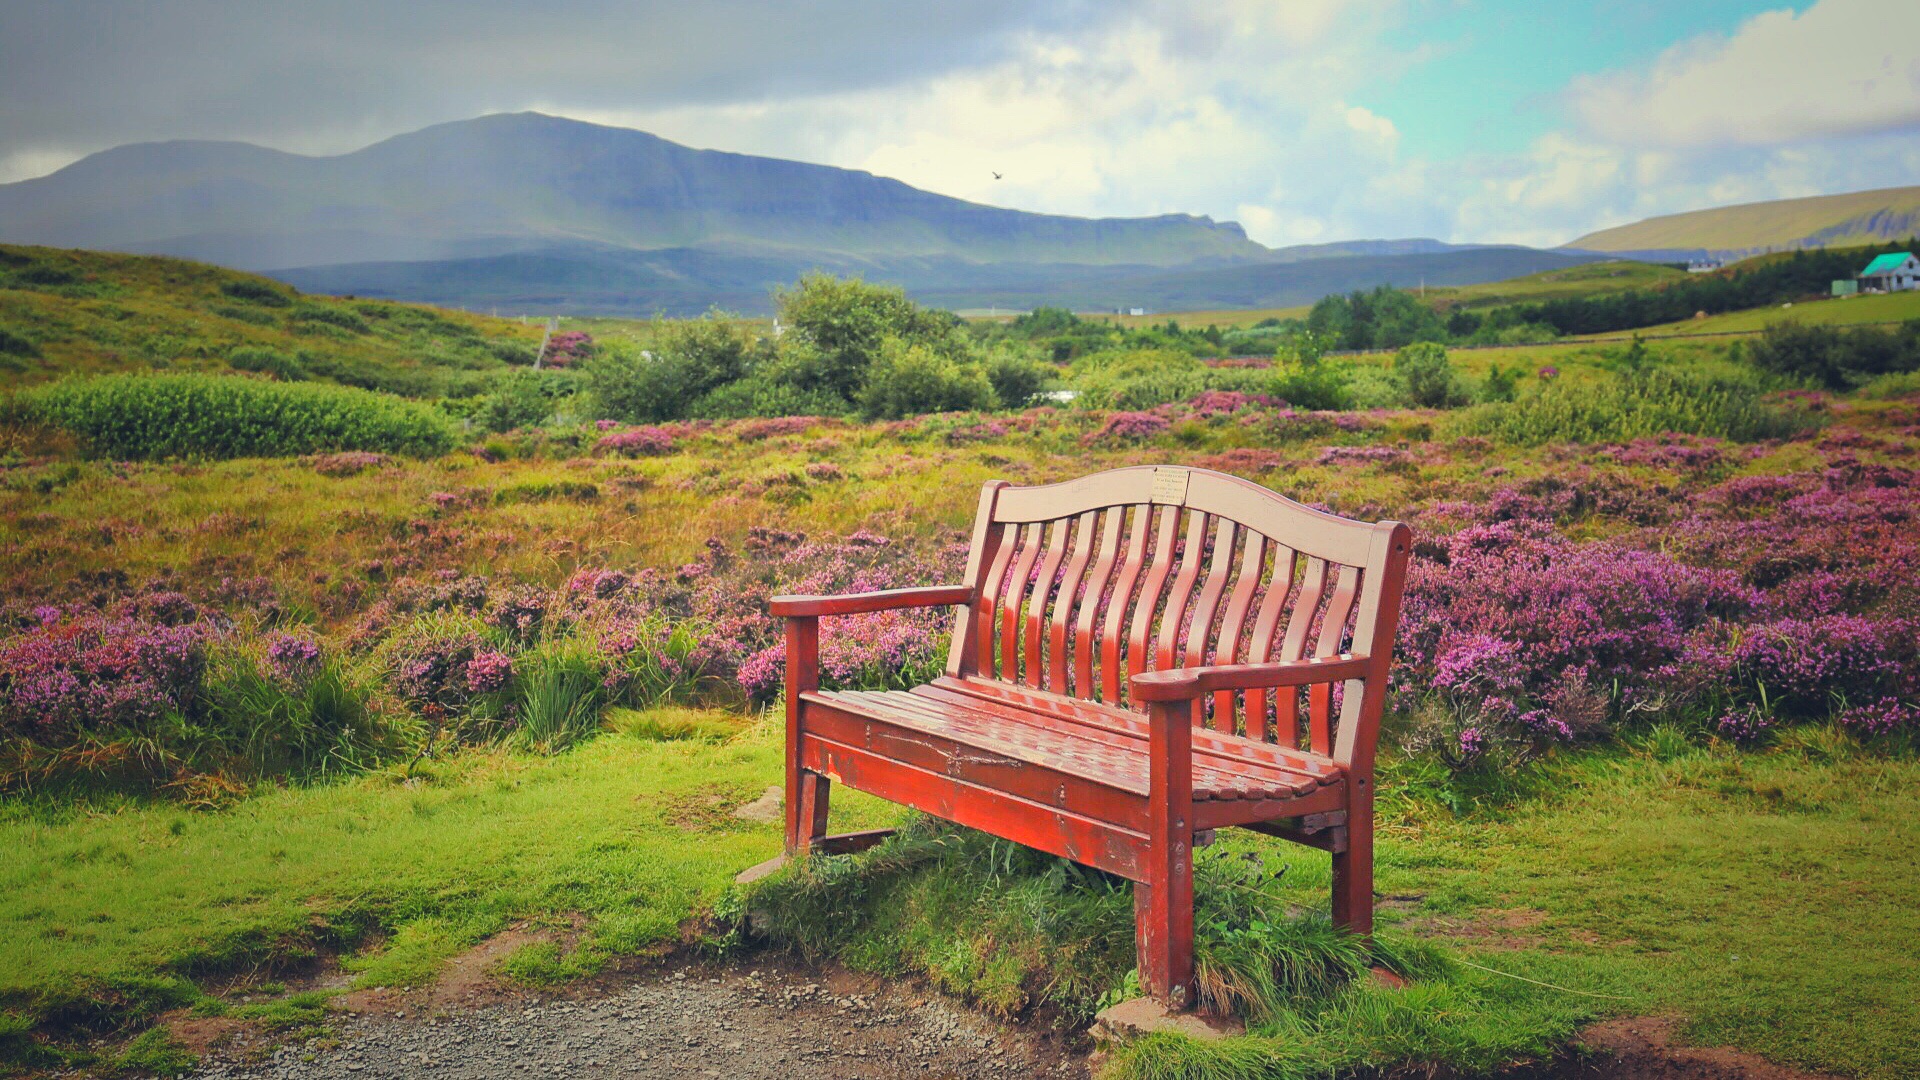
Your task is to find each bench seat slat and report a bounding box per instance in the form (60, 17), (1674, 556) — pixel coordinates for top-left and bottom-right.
(926, 676), (1343, 784)
(808, 687), (1332, 803)
(906, 685), (1324, 799)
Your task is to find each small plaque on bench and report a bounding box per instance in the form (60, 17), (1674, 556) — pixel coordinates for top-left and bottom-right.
(1150, 468), (1190, 505)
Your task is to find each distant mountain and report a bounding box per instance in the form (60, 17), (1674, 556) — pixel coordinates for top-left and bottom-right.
(1565, 186), (1920, 260)
(0, 112), (1629, 314)
(0, 112), (1265, 271)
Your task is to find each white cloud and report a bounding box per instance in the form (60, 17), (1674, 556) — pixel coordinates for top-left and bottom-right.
(577, 3), (1427, 247)
(1569, 0), (1920, 147)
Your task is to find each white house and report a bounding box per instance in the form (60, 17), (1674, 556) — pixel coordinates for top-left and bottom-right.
(1859, 252), (1919, 293)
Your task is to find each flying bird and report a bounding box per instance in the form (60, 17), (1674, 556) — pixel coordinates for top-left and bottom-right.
(992, 171), (1003, 180)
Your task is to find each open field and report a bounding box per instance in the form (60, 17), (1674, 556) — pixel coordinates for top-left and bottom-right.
(3, 253), (1919, 1078)
(1594, 289), (1920, 338)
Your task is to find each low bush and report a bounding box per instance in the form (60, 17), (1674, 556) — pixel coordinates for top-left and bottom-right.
(218, 279), (293, 306)
(1458, 368), (1805, 445)
(1742, 320), (1920, 389)
(25, 374), (459, 459)
(0, 327), (40, 358)
(1393, 342), (1471, 409)
(227, 346), (304, 381)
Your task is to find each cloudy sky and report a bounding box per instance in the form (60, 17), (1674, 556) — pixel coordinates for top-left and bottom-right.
(1, 0), (1915, 247)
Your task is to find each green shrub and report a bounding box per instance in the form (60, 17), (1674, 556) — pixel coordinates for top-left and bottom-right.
(982, 349), (1052, 408)
(1743, 320), (1920, 389)
(26, 374), (459, 459)
(689, 373), (851, 419)
(482, 369), (573, 433)
(1459, 368), (1806, 445)
(856, 338), (995, 419)
(1480, 363), (1520, 403)
(288, 305), (371, 334)
(0, 327), (40, 358)
(209, 303), (279, 327)
(218, 279), (292, 307)
(586, 317), (754, 423)
(1070, 349), (1211, 409)
(227, 346), (305, 381)
(1393, 342), (1471, 409)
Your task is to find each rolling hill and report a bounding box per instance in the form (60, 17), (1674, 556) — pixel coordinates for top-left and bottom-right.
(1566, 185), (1920, 259)
(0, 243), (539, 392)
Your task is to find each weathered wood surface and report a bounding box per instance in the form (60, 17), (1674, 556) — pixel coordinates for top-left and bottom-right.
(772, 465), (1412, 1007)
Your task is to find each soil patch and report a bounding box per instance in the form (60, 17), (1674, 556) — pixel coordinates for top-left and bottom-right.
(185, 953), (1086, 1079)
(1528, 1017), (1845, 1080)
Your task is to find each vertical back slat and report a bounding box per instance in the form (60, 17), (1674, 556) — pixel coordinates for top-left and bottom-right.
(1154, 512), (1213, 672)
(1099, 507), (1154, 702)
(1272, 556), (1330, 748)
(999, 523), (1045, 682)
(1308, 564), (1362, 754)
(1047, 512), (1100, 693)
(1023, 519), (1073, 688)
(1242, 545), (1298, 742)
(974, 521), (1020, 678)
(1074, 510), (1127, 697)
(1211, 532), (1268, 731)
(1127, 507), (1185, 684)
(1183, 519), (1239, 670)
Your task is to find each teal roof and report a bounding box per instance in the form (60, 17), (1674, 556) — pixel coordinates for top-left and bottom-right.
(1861, 252), (1915, 275)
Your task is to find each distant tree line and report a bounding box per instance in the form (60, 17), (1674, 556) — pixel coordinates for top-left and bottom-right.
(1464, 240), (1918, 338)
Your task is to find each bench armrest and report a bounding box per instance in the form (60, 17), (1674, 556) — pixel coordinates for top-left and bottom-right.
(770, 585), (974, 618)
(1130, 654), (1372, 703)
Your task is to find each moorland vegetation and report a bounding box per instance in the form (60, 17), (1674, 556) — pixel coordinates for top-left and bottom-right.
(1, 245), (1918, 1079)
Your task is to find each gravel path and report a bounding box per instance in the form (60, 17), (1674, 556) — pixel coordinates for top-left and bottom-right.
(186, 962), (1089, 1080)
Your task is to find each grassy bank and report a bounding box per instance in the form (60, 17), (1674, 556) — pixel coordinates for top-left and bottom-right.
(3, 715), (1913, 1078)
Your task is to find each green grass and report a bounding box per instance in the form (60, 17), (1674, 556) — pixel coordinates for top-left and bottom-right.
(0, 712), (907, 1043)
(0, 244), (540, 393)
(736, 732), (1920, 1080)
(1596, 289), (1920, 337)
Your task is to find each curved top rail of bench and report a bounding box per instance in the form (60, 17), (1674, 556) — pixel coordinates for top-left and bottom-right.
(989, 465), (1398, 568)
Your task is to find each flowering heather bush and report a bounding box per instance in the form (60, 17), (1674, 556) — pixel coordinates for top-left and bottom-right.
(595, 426), (678, 457)
(465, 650), (515, 693)
(264, 630), (323, 684)
(311, 451), (391, 477)
(1838, 698), (1919, 737)
(1316, 445), (1411, 467)
(732, 416), (823, 442)
(602, 527), (966, 702)
(541, 331), (594, 368)
(389, 624), (494, 716)
(1186, 390), (1276, 418)
(1085, 411), (1171, 445)
(1397, 514), (1756, 758)
(0, 607), (209, 739)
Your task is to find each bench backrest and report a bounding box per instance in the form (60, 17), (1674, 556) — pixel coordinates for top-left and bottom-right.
(947, 466), (1412, 769)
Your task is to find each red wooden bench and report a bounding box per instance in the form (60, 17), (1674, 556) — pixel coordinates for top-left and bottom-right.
(769, 466), (1412, 1007)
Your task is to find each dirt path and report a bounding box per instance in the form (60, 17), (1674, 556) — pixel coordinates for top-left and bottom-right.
(183, 960), (1087, 1080)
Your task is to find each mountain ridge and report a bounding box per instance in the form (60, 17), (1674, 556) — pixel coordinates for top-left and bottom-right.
(0, 112), (1267, 270)
(1565, 185), (1920, 258)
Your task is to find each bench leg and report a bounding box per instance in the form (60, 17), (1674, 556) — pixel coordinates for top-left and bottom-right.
(784, 755), (832, 854)
(1133, 869), (1194, 1007)
(1331, 788), (1373, 935)
(1138, 699), (1196, 1007)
